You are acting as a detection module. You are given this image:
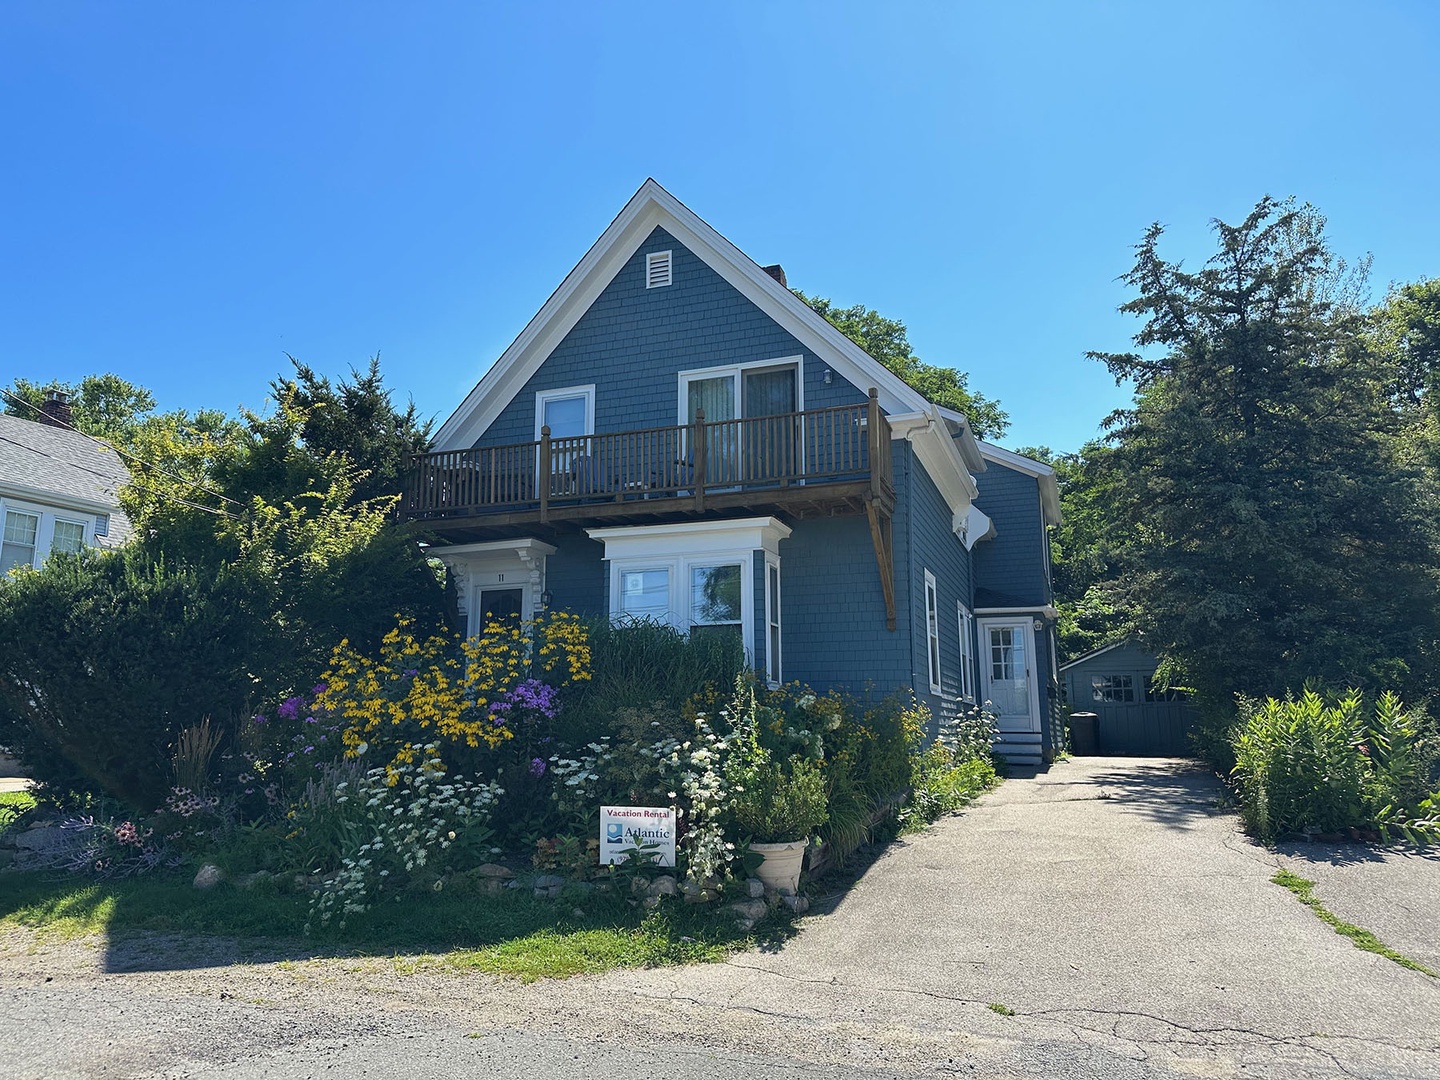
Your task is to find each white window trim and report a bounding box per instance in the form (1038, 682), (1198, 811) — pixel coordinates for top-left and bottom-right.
(608, 553), (750, 638)
(1, 497), (103, 570)
(924, 570), (941, 695)
(675, 356), (805, 426)
(589, 517), (791, 668)
(958, 602), (976, 703)
(764, 554), (782, 687)
(645, 250), (673, 289)
(533, 384), (596, 441)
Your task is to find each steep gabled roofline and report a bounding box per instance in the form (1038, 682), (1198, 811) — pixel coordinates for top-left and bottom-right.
(976, 439), (1063, 526)
(434, 179), (954, 451)
(1057, 638), (1136, 673)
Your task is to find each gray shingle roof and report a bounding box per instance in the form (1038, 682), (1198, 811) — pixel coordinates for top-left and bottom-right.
(0, 413), (133, 537)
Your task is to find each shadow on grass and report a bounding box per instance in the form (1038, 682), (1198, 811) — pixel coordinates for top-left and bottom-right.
(0, 870), (774, 977)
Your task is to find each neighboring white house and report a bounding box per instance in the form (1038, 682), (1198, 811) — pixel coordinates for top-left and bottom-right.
(0, 404), (133, 573)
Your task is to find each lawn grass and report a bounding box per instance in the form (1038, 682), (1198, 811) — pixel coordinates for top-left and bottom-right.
(1271, 869), (1436, 978)
(0, 791), (37, 834)
(0, 870), (770, 979)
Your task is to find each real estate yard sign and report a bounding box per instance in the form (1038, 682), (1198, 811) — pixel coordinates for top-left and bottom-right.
(599, 805), (676, 867)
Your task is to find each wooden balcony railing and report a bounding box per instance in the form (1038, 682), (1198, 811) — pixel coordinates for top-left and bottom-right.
(401, 389), (894, 523)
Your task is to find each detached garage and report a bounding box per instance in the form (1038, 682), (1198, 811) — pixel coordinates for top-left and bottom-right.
(1060, 640), (1198, 756)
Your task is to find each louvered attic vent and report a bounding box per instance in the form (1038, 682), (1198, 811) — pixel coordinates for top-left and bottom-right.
(646, 250), (673, 288)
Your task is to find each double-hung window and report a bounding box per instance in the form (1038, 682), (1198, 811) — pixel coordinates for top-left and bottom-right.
(957, 603), (976, 702)
(690, 563), (742, 644)
(52, 519), (87, 555)
(2, 510), (39, 572)
(924, 570), (941, 694)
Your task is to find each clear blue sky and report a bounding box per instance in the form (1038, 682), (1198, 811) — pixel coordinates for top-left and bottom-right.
(3, 2), (1437, 453)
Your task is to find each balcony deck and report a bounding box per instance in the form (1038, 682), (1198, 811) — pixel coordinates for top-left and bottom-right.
(401, 397), (895, 541)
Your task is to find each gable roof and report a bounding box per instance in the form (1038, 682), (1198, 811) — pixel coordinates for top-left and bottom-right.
(0, 413), (131, 515)
(1057, 638), (1141, 673)
(436, 179), (951, 449)
(975, 439), (1063, 526)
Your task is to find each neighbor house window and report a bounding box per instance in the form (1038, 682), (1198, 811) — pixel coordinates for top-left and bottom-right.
(1145, 682), (1191, 703)
(957, 603), (976, 702)
(1092, 674), (1135, 702)
(51, 519), (86, 555)
(2, 510), (38, 572)
(924, 570), (941, 694)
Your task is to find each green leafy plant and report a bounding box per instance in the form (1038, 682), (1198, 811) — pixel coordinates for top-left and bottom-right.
(727, 757), (828, 845)
(1231, 688), (1439, 842)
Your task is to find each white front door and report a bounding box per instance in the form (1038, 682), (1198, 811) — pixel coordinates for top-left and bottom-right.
(979, 618), (1040, 734)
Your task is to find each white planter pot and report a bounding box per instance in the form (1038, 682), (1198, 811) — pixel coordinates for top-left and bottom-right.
(749, 839), (808, 896)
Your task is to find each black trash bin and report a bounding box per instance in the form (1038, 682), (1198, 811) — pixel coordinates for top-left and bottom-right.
(1067, 712), (1099, 756)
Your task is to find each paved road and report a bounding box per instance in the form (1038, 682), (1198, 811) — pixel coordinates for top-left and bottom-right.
(3, 757), (1437, 1078)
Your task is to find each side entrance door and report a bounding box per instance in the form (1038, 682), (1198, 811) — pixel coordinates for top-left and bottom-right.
(978, 618), (1041, 734)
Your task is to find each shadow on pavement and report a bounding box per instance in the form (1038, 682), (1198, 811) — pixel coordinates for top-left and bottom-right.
(1272, 838), (1440, 868)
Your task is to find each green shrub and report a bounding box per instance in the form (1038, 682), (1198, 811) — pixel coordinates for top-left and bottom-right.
(901, 699), (999, 827)
(727, 757), (828, 844)
(1231, 688), (1439, 842)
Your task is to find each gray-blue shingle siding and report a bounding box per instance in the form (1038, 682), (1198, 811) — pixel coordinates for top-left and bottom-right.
(477, 227), (868, 449)
(899, 442), (975, 723)
(972, 462), (1050, 607)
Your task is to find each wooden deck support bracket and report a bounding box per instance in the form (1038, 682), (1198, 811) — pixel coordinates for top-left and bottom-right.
(865, 497), (897, 631)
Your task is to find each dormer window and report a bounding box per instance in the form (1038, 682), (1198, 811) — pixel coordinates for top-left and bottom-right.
(645, 250), (672, 289)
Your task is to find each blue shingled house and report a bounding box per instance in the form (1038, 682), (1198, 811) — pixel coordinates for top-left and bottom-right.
(403, 180), (1063, 765)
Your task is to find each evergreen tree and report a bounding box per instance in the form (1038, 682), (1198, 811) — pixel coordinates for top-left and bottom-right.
(1090, 198), (1440, 705)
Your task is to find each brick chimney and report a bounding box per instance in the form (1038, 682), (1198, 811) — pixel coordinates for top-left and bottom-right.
(762, 264), (788, 288)
(39, 389), (73, 428)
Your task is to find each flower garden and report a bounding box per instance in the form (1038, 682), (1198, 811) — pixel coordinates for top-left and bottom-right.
(1, 613), (1000, 952)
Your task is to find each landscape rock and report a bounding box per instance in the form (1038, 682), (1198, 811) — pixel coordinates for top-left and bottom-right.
(642, 895), (662, 909)
(13, 825), (66, 852)
(727, 899), (767, 921)
(475, 863), (513, 879)
(233, 871), (272, 891)
(781, 894), (809, 914)
(532, 874), (566, 889)
(746, 879), (766, 899)
(193, 864), (225, 890)
(534, 884), (563, 900)
(645, 875), (678, 898)
(681, 879), (716, 904)
(734, 918), (755, 932)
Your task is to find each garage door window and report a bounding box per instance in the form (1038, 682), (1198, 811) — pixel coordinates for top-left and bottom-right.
(1091, 674), (1135, 702)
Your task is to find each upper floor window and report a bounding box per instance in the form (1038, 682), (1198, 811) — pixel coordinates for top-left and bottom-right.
(2, 510), (38, 572)
(535, 385), (595, 441)
(51, 519), (87, 555)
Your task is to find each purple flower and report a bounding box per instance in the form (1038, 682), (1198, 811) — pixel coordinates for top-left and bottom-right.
(252, 714), (268, 726)
(303, 745), (315, 754)
(403, 668), (419, 678)
(312, 683), (328, 696)
(528, 757), (547, 777)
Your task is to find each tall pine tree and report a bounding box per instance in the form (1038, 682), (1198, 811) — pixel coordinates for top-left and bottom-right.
(1091, 198), (1440, 705)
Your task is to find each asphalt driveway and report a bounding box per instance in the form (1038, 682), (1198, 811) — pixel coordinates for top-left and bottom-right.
(4, 757), (1438, 1078)
(601, 756), (1440, 1078)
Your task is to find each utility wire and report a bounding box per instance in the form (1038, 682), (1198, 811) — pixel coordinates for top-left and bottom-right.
(0, 387), (242, 517)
